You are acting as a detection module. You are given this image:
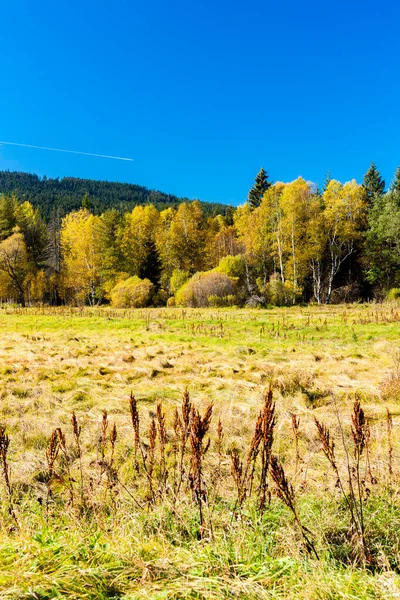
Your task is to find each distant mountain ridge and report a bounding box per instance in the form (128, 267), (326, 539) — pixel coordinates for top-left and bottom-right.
(0, 171), (231, 220)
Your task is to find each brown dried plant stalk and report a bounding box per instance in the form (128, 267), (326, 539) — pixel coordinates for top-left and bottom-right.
(316, 396), (369, 564)
(386, 408), (393, 477)
(176, 389), (192, 495)
(231, 412), (263, 508)
(351, 396), (368, 560)
(292, 414), (301, 473)
(110, 423), (117, 469)
(129, 395), (157, 500)
(147, 416), (157, 501)
(216, 418), (224, 478)
(172, 407), (181, 490)
(100, 422), (118, 492)
(98, 410), (109, 483)
(364, 422), (376, 485)
(57, 427), (74, 505)
(47, 429), (61, 481)
(129, 393), (140, 472)
(72, 412), (84, 506)
(230, 412), (262, 508)
(258, 389), (276, 513)
(190, 403), (213, 538)
(45, 428), (62, 515)
(314, 415), (359, 533)
(0, 426), (17, 524)
(270, 455), (318, 559)
(229, 390), (275, 512)
(230, 446), (243, 502)
(156, 403), (167, 489)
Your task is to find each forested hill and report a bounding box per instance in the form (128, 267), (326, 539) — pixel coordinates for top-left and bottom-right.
(0, 171), (231, 219)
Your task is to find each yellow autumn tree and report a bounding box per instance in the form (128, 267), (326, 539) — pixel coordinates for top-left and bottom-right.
(306, 194), (326, 303)
(0, 228), (29, 305)
(118, 205), (160, 278)
(279, 178), (314, 299)
(61, 210), (105, 305)
(155, 207), (175, 291)
(322, 180), (367, 303)
(235, 182), (286, 296)
(155, 202), (205, 289)
(252, 182), (289, 290)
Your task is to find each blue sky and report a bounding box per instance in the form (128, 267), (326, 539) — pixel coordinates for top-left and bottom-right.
(1, 0), (399, 205)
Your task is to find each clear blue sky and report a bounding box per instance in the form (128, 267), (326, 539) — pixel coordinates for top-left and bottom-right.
(1, 0), (399, 205)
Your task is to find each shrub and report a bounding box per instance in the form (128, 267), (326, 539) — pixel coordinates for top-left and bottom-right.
(208, 294), (236, 307)
(102, 272), (130, 301)
(110, 276), (154, 308)
(214, 254), (246, 280)
(387, 288), (400, 301)
(175, 271), (238, 307)
(170, 269), (190, 295)
(167, 296), (176, 307)
(266, 274), (301, 306)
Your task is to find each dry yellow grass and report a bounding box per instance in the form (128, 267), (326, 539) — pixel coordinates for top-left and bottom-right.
(0, 303), (399, 598)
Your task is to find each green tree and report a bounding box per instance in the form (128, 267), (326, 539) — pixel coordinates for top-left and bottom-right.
(390, 167), (400, 193)
(0, 195), (18, 241)
(323, 170), (332, 192)
(366, 190), (400, 291)
(82, 192), (91, 211)
(247, 168), (272, 209)
(362, 163), (385, 204)
(98, 209), (125, 297)
(15, 201), (48, 269)
(118, 205), (160, 283)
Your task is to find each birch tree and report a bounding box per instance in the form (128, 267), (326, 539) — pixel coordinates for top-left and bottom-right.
(323, 180), (366, 303)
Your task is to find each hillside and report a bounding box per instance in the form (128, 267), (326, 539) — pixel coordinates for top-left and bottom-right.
(0, 170), (232, 219)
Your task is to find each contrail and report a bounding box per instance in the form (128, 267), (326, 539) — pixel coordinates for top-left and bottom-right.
(0, 140), (133, 162)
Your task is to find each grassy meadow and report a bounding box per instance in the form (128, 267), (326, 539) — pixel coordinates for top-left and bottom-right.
(0, 304), (399, 599)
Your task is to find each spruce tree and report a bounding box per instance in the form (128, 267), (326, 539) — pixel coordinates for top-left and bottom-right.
(362, 162), (385, 204)
(323, 170), (332, 192)
(247, 168), (271, 209)
(390, 166), (400, 194)
(82, 192), (91, 211)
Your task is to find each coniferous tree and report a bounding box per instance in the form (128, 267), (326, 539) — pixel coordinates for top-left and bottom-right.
(366, 189), (400, 290)
(247, 168), (271, 209)
(362, 163), (385, 204)
(47, 209), (63, 305)
(82, 192), (91, 211)
(390, 167), (400, 194)
(323, 170), (332, 192)
(0, 195), (18, 240)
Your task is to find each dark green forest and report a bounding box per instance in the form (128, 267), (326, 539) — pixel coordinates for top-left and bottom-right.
(0, 171), (231, 220)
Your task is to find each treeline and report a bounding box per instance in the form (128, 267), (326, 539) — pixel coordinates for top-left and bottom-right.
(0, 163), (399, 307)
(0, 171), (231, 220)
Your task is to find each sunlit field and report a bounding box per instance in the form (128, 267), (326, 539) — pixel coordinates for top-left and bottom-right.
(0, 303), (399, 599)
